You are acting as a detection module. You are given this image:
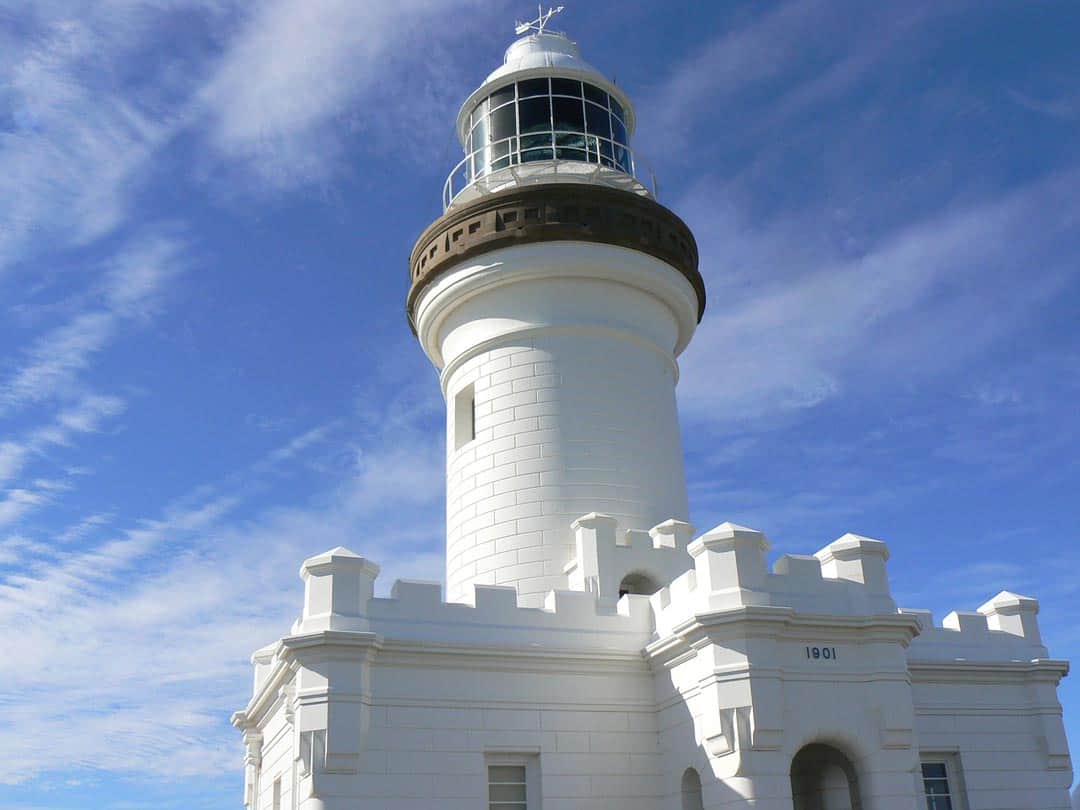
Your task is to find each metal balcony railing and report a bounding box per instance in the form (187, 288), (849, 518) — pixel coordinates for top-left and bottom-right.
(443, 133), (657, 211)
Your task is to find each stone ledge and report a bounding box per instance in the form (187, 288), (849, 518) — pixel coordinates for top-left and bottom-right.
(407, 183), (704, 331)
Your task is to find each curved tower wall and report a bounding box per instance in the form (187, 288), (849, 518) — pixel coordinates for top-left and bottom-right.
(415, 240), (698, 606)
(409, 28), (705, 607)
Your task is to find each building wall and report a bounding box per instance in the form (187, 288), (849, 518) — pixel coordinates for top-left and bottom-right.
(255, 700), (295, 810)
(349, 653), (662, 810)
(911, 688), (1072, 809)
(236, 540), (1072, 810)
(426, 243), (699, 606)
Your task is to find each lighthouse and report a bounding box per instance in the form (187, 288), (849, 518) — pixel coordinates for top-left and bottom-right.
(233, 12), (1072, 810)
(409, 13), (704, 607)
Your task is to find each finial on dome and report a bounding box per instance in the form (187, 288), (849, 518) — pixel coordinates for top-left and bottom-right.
(515, 4), (565, 36)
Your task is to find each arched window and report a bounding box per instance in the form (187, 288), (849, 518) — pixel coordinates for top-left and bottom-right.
(618, 571), (659, 598)
(680, 767), (704, 810)
(790, 743), (862, 810)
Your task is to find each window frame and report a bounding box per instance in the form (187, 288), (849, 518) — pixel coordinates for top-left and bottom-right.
(485, 751), (541, 810)
(453, 382), (476, 451)
(463, 78), (632, 181)
(919, 753), (968, 810)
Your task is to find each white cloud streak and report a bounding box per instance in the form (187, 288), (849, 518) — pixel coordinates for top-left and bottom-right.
(0, 376), (445, 784)
(196, 0), (506, 188)
(674, 162), (1080, 429)
(0, 234), (181, 413)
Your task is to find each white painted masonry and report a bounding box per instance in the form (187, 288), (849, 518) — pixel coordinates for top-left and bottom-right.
(415, 242), (698, 605)
(234, 24), (1072, 810)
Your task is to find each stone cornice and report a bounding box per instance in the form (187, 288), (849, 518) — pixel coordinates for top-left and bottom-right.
(235, 629), (651, 730)
(234, 632), (383, 729)
(907, 657), (1070, 684)
(232, 648), (294, 731)
(407, 183), (704, 331)
(645, 606), (921, 665)
(377, 637), (648, 675)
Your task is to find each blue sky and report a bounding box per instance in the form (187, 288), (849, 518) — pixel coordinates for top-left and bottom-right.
(1, 1), (1078, 807)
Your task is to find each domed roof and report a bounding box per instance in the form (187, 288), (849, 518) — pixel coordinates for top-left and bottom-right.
(485, 32), (603, 85)
(455, 29), (636, 145)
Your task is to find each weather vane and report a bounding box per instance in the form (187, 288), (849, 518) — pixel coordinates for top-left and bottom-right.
(515, 4), (565, 36)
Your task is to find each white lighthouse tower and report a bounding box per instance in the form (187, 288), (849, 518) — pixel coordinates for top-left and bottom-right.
(409, 12), (703, 607)
(234, 13), (1072, 810)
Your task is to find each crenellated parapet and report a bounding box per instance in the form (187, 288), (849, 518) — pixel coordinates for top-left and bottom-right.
(651, 523), (899, 638)
(565, 512), (694, 608)
(902, 590), (1053, 663)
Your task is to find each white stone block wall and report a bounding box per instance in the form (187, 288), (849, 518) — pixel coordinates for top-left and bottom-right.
(352, 658), (663, 809)
(253, 701), (295, 810)
(237, 542), (1073, 810)
(419, 243), (700, 607)
(445, 333), (690, 605)
(911, 699), (1073, 809)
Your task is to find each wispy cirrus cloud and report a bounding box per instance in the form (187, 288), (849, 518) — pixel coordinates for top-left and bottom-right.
(0, 12), (179, 273)
(0, 387), (444, 785)
(196, 0), (508, 189)
(0, 233), (182, 414)
(675, 168), (1080, 426)
(0, 393), (125, 490)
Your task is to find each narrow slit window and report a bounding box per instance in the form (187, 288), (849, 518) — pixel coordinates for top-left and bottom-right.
(454, 383), (475, 451)
(272, 776), (281, 810)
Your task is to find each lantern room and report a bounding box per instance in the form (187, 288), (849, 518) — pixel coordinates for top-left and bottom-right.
(444, 19), (651, 209)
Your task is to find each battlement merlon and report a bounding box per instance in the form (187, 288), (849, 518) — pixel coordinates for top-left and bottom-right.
(979, 590), (1042, 644)
(653, 524), (901, 633)
(299, 546), (380, 632)
(900, 591), (1054, 663)
(566, 512), (694, 607)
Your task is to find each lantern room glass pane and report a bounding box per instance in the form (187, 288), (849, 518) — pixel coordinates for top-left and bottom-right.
(585, 101), (611, 138)
(611, 115), (628, 146)
(518, 97), (551, 134)
(597, 137), (615, 168)
(490, 104), (517, 141)
(610, 96), (626, 123)
(552, 77), (582, 97)
(518, 77), (549, 98)
(490, 137), (514, 170)
(471, 117), (488, 150)
(488, 84), (515, 109)
(552, 97), (584, 133)
(520, 132), (553, 162)
(461, 78), (637, 185)
(583, 82), (607, 105)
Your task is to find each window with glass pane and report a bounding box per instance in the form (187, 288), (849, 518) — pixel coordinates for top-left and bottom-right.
(488, 764), (527, 810)
(583, 83), (608, 106)
(921, 762), (954, 810)
(490, 104), (517, 142)
(610, 96), (626, 124)
(518, 78), (549, 98)
(518, 97), (551, 134)
(552, 97), (584, 133)
(584, 101), (611, 138)
(489, 84), (515, 109)
(465, 80), (634, 178)
(552, 77), (582, 97)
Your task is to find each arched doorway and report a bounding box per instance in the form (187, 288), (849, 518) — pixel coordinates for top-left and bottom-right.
(790, 743), (862, 810)
(680, 767), (704, 810)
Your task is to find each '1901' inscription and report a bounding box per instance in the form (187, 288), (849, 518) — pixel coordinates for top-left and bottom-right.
(806, 646), (838, 661)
